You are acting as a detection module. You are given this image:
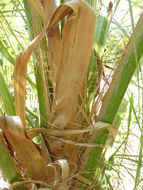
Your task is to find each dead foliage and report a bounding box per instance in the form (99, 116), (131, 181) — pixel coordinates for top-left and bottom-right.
(0, 0), (116, 189)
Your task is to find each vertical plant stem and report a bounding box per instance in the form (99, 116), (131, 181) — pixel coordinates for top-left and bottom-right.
(79, 12), (143, 189)
(133, 71), (143, 190)
(0, 71), (15, 115)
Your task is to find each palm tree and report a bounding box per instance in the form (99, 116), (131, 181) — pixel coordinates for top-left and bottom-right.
(0, 0), (143, 189)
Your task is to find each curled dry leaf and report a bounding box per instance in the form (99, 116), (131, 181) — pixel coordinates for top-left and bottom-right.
(52, 0), (96, 129)
(55, 159), (69, 181)
(93, 121), (117, 138)
(14, 24), (50, 128)
(47, 159), (70, 189)
(0, 116), (54, 183)
(0, 116), (70, 188)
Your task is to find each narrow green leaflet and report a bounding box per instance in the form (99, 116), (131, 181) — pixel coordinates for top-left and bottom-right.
(0, 71), (15, 115)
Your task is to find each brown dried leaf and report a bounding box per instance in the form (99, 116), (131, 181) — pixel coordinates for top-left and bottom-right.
(42, 0), (61, 87)
(0, 116), (70, 186)
(0, 116), (54, 182)
(14, 2), (73, 128)
(28, 0), (47, 22)
(26, 127), (92, 139)
(14, 25), (50, 128)
(52, 0), (96, 129)
(42, 0), (57, 22)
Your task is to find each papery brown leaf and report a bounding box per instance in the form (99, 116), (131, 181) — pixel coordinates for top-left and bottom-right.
(43, 0), (57, 22)
(28, 0), (61, 87)
(14, 3), (72, 128)
(28, 0), (47, 22)
(0, 116), (54, 182)
(52, 0), (96, 129)
(0, 116), (71, 186)
(42, 0), (61, 84)
(43, 0), (61, 85)
(14, 25), (51, 128)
